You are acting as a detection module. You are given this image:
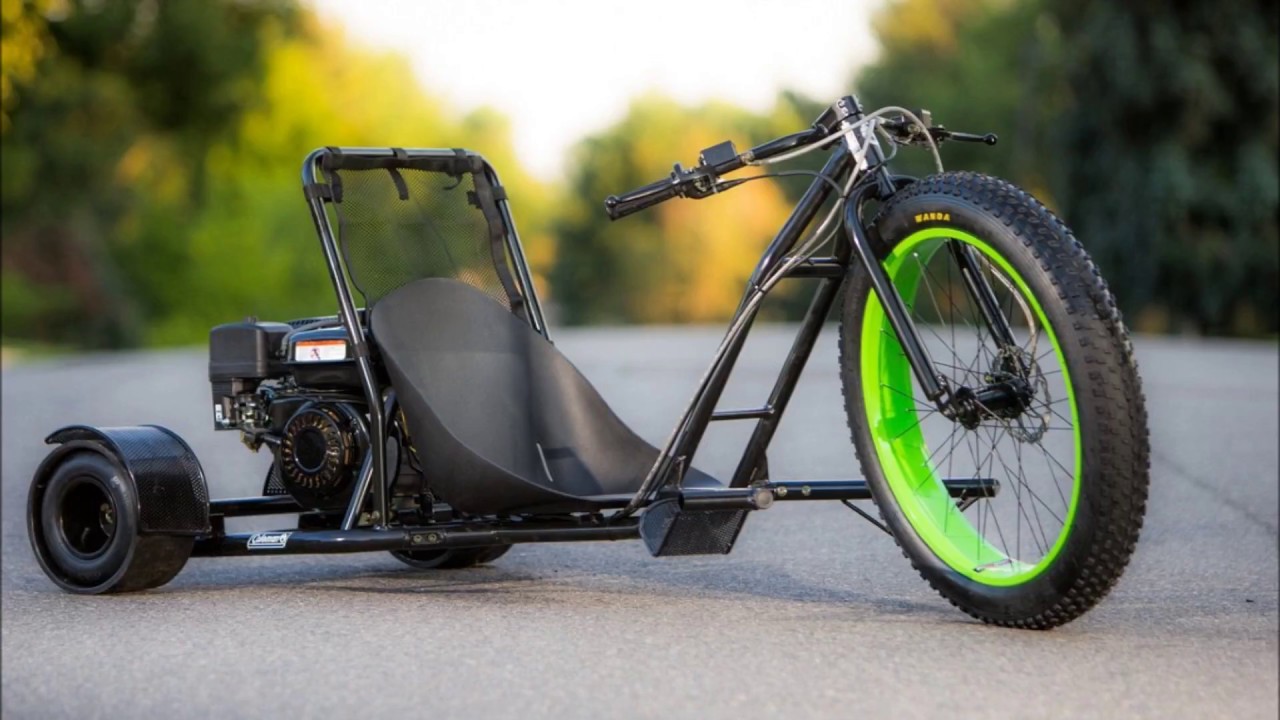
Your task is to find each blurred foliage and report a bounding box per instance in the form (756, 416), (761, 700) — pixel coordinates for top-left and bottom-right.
(1, 0), (549, 348)
(552, 92), (825, 324)
(855, 0), (1065, 198)
(1, 0), (1276, 350)
(0, 0), (56, 131)
(856, 0), (1278, 335)
(1050, 0), (1279, 335)
(2, 0), (300, 346)
(557, 0), (1277, 334)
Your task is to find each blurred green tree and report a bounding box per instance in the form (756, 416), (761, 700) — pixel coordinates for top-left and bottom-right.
(1, 0), (297, 347)
(5, 0), (1274, 347)
(855, 0), (1278, 335)
(1049, 0), (1278, 335)
(1, 1), (549, 349)
(853, 0), (1065, 198)
(551, 94), (817, 325)
(1, 0), (55, 132)
(140, 15), (548, 344)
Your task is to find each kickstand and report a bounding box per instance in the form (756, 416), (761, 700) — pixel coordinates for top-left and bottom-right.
(841, 500), (891, 536)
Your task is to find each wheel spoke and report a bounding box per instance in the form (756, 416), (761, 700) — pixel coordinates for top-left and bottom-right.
(859, 229), (1083, 587)
(889, 409), (938, 441)
(918, 423), (963, 489)
(881, 382), (938, 413)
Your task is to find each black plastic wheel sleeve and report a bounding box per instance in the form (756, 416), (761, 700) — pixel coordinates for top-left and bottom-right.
(43, 425), (210, 535)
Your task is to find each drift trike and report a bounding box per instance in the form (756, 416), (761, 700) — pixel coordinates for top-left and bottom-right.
(28, 95), (1149, 628)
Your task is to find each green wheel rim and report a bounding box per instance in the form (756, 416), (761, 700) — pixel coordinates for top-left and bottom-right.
(860, 227), (1082, 586)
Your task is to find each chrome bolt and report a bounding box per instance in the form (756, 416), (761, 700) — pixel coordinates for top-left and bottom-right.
(753, 487), (775, 510)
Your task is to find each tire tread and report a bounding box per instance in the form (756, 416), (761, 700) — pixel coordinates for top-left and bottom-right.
(839, 171), (1150, 629)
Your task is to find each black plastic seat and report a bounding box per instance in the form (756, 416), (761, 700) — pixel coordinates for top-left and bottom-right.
(370, 278), (719, 514)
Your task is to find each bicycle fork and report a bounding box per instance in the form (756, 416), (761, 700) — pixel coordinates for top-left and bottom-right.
(841, 187), (1024, 424)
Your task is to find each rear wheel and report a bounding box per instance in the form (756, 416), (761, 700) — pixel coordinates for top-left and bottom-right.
(28, 450), (192, 594)
(390, 545), (511, 570)
(839, 172), (1149, 628)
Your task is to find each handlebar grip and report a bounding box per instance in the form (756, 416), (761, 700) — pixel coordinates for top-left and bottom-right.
(604, 176), (682, 221)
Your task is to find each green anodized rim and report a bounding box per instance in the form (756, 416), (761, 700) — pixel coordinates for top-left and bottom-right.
(860, 227), (1082, 586)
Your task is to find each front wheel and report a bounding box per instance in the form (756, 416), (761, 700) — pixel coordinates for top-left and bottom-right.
(839, 172), (1150, 629)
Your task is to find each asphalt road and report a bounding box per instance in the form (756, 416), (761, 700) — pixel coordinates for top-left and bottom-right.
(2, 327), (1276, 719)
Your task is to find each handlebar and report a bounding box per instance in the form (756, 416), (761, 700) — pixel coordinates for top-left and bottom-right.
(603, 96), (997, 221)
(604, 129), (823, 221)
(604, 176), (685, 221)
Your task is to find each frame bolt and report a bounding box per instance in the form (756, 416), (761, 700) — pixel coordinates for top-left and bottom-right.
(752, 487), (775, 510)
(801, 485), (811, 497)
(425, 532), (442, 544)
(776, 486), (788, 498)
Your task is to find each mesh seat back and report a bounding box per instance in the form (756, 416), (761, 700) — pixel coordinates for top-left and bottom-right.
(323, 152), (522, 310)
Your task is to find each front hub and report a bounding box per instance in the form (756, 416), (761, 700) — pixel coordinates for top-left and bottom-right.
(944, 375), (1035, 429)
(973, 376), (1035, 419)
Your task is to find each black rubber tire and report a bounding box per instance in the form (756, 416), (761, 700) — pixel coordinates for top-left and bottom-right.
(390, 545), (511, 570)
(29, 450), (192, 594)
(839, 171), (1150, 629)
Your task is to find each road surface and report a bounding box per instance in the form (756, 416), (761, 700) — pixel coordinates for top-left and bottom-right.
(2, 327), (1276, 719)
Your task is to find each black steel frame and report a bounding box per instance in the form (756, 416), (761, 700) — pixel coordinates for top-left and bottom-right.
(193, 95), (1013, 558)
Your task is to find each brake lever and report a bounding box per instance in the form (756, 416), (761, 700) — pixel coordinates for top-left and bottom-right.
(667, 163), (711, 198)
(880, 115), (936, 146)
(936, 128), (999, 146)
(882, 116), (998, 147)
(685, 176), (749, 200)
(879, 118), (914, 141)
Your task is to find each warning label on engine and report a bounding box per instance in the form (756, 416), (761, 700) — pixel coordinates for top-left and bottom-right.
(295, 339), (347, 362)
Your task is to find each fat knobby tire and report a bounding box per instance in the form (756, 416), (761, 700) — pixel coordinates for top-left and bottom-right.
(839, 171), (1151, 629)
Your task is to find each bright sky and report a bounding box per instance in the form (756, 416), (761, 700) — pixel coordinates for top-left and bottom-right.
(308, 0), (886, 179)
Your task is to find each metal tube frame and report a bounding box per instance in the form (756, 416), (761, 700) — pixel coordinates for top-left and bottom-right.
(195, 476), (997, 557)
(607, 97), (1018, 516)
(608, 146), (883, 517)
(290, 96), (1017, 542)
(301, 148), (552, 531)
(296, 141), (920, 528)
(661, 146), (855, 488)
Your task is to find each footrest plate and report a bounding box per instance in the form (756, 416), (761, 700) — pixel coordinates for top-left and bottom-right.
(639, 498), (748, 557)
